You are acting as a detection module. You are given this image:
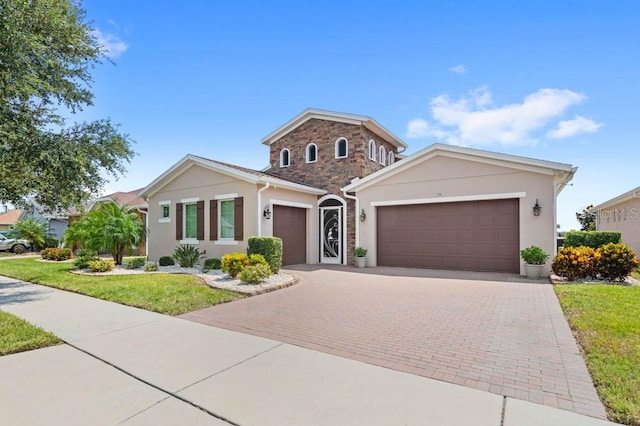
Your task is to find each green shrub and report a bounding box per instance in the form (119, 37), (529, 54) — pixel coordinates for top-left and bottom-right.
(519, 246), (549, 265)
(43, 237), (59, 248)
(203, 258), (222, 271)
(74, 248), (97, 257)
(248, 253), (270, 268)
(159, 256), (175, 266)
(144, 262), (158, 272)
(564, 231), (621, 248)
(74, 254), (99, 269)
(221, 252), (249, 277)
(353, 247), (368, 257)
(247, 237), (282, 273)
(239, 264), (271, 284)
(88, 259), (114, 272)
(41, 247), (72, 261)
(172, 245), (205, 268)
(595, 243), (639, 282)
(552, 246), (597, 281)
(125, 257), (146, 269)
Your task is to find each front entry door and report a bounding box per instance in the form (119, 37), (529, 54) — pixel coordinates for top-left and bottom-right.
(320, 207), (342, 264)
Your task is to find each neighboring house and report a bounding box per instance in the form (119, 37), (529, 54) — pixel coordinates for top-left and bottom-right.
(0, 209), (24, 232)
(141, 108), (576, 274)
(0, 205), (68, 240)
(592, 186), (640, 254)
(67, 188), (148, 255)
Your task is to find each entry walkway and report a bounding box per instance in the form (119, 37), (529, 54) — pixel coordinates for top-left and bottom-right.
(0, 275), (617, 425)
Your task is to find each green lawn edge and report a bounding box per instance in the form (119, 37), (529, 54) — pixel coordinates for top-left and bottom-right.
(0, 310), (61, 356)
(555, 284), (640, 425)
(0, 258), (244, 315)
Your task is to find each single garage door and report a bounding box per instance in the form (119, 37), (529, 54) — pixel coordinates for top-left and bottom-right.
(377, 199), (519, 273)
(273, 205), (307, 266)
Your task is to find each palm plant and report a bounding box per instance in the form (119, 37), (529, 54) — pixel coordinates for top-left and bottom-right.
(64, 203), (146, 265)
(9, 218), (46, 250)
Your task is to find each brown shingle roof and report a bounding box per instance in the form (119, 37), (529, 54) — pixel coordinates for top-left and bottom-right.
(0, 209), (24, 225)
(104, 188), (147, 208)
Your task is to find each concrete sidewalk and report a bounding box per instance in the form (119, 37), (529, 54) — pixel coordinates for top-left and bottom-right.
(0, 276), (619, 426)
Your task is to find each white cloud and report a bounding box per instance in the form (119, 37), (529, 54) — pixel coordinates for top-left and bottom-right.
(92, 28), (128, 58)
(406, 87), (600, 147)
(450, 64), (468, 74)
(546, 116), (603, 139)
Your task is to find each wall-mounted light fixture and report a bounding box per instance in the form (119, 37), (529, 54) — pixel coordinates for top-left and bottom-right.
(533, 199), (541, 216)
(263, 204), (272, 220)
(359, 209), (366, 222)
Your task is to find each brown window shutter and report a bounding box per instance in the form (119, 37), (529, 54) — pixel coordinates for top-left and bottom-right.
(234, 196), (244, 241)
(209, 200), (218, 240)
(176, 203), (183, 240)
(196, 200), (205, 241)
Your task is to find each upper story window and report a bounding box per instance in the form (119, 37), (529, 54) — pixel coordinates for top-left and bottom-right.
(280, 148), (290, 167)
(379, 146), (386, 165)
(306, 143), (317, 163)
(388, 151), (395, 165)
(368, 139), (376, 160)
(335, 137), (348, 159)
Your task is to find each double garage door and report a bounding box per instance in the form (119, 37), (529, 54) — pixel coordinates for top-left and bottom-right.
(377, 199), (520, 273)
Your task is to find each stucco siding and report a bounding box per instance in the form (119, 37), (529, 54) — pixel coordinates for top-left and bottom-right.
(147, 164), (258, 262)
(595, 197), (640, 254)
(356, 155), (557, 274)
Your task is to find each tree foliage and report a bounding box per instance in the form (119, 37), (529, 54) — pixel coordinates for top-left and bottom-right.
(9, 218), (46, 249)
(64, 203), (146, 265)
(0, 0), (135, 212)
(576, 204), (596, 231)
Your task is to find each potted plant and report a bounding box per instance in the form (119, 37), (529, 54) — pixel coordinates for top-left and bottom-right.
(520, 246), (549, 279)
(353, 247), (367, 268)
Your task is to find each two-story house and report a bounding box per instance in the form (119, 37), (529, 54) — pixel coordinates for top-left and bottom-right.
(141, 109), (576, 274)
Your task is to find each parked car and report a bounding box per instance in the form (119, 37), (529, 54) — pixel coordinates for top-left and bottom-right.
(0, 234), (31, 253)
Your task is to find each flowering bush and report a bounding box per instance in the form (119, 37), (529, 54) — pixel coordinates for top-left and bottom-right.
(551, 246), (597, 281)
(41, 247), (72, 261)
(595, 243), (639, 282)
(221, 252), (249, 277)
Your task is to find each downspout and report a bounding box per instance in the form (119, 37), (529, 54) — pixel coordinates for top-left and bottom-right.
(343, 190), (360, 249)
(257, 182), (270, 237)
(137, 206), (148, 259)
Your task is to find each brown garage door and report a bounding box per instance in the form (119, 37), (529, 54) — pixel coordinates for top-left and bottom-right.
(273, 205), (306, 266)
(377, 199), (519, 273)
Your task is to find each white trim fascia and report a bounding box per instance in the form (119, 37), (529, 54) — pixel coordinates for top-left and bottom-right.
(270, 199), (313, 209)
(261, 108), (408, 149)
(158, 218), (171, 223)
(139, 155), (260, 198)
(179, 239), (199, 245)
(260, 177), (326, 195)
(158, 200), (171, 206)
(370, 192), (527, 207)
(214, 193), (238, 200)
(180, 197), (200, 203)
(592, 185), (640, 211)
(342, 144), (573, 193)
(214, 240), (239, 246)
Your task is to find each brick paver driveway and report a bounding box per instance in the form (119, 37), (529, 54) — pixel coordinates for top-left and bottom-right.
(181, 266), (606, 419)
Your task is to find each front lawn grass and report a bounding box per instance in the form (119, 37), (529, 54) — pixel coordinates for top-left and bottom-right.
(0, 259), (243, 315)
(555, 284), (640, 425)
(0, 310), (61, 356)
(632, 269), (640, 280)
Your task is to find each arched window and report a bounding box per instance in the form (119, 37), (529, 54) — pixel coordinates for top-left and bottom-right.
(335, 137), (348, 158)
(368, 139), (376, 160)
(306, 143), (317, 163)
(388, 151), (395, 165)
(280, 148), (290, 167)
(379, 146), (386, 165)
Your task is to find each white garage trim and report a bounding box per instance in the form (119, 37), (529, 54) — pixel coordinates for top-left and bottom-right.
(370, 192), (526, 207)
(270, 199), (313, 209)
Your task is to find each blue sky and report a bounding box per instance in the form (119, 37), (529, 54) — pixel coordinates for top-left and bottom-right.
(81, 1), (640, 230)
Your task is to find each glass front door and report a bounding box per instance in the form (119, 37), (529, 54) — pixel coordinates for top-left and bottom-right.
(320, 207), (341, 264)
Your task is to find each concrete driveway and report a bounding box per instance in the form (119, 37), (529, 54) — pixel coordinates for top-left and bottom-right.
(182, 265), (606, 419)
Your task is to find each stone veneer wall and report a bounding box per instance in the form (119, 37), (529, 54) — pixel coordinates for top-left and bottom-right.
(267, 118), (397, 264)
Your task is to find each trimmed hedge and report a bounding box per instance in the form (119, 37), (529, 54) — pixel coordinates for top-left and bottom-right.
(247, 237), (282, 273)
(564, 231), (621, 248)
(159, 256), (175, 266)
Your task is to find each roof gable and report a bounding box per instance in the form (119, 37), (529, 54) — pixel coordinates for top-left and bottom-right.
(261, 108), (408, 150)
(139, 154), (326, 198)
(592, 185), (640, 210)
(342, 143), (576, 192)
